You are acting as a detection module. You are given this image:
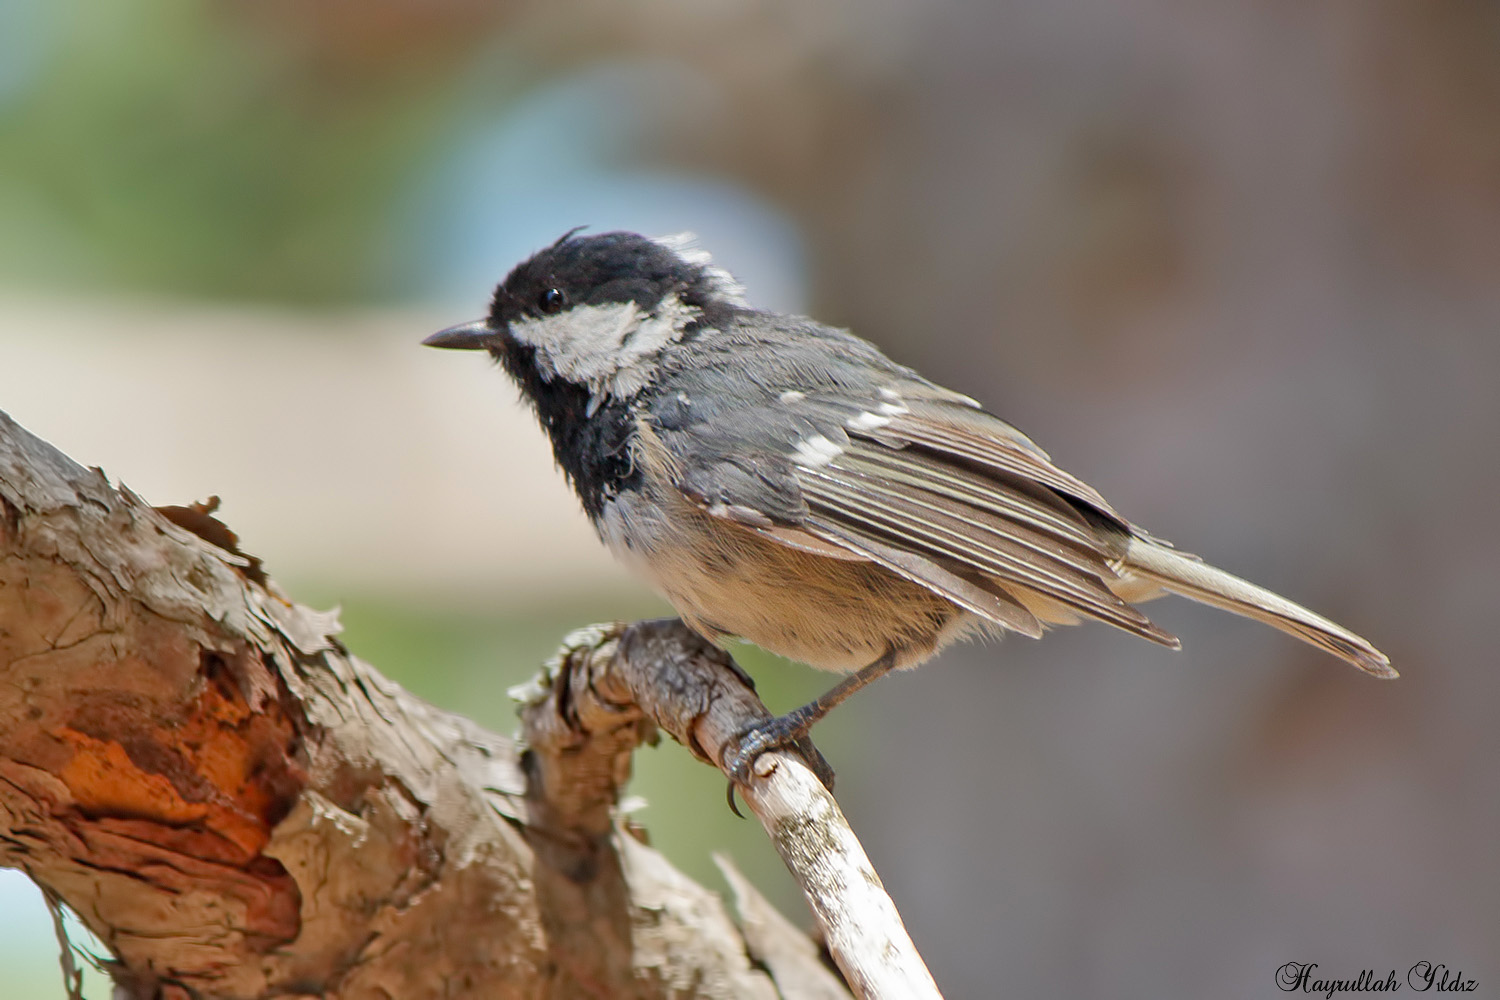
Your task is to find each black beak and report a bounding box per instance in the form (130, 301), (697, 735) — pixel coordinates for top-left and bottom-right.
(423, 320), (499, 350)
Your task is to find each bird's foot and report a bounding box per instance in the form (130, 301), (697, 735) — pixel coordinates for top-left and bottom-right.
(721, 705), (836, 793)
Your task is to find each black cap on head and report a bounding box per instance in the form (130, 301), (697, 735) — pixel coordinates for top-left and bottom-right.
(487, 230), (739, 330)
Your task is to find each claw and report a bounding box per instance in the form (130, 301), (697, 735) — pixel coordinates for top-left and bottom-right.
(726, 780), (745, 818)
(721, 709), (837, 794)
(716, 647), (904, 808)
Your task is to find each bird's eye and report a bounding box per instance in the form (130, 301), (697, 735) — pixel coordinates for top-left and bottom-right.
(538, 288), (566, 314)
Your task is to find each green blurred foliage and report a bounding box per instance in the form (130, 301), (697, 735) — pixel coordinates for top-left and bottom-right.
(0, 0), (479, 303)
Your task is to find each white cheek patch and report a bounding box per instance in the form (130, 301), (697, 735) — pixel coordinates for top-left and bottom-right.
(792, 434), (843, 467)
(510, 302), (641, 384)
(509, 298), (698, 399)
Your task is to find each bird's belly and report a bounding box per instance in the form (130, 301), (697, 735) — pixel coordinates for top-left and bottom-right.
(597, 490), (973, 672)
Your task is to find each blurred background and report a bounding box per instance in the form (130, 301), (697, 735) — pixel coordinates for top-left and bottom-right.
(1, 0), (1496, 996)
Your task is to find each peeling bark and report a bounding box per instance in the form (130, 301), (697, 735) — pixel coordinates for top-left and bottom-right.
(516, 624), (937, 1000)
(0, 410), (844, 1000)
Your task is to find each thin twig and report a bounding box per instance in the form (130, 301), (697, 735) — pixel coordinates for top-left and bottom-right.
(517, 619), (942, 1000)
(715, 853), (851, 1000)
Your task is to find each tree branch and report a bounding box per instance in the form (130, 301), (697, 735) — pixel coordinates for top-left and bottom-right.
(0, 408), (929, 999)
(514, 619), (940, 999)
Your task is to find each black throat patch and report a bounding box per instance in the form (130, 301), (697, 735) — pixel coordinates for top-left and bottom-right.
(493, 338), (640, 520)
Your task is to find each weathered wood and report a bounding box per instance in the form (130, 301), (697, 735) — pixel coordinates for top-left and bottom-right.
(517, 621), (939, 999)
(1, 408), (932, 999)
(0, 410), (796, 999)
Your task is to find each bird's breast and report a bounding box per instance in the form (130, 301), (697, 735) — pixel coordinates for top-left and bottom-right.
(595, 482), (977, 673)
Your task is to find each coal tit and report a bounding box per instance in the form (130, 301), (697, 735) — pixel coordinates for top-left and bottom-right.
(425, 230), (1394, 778)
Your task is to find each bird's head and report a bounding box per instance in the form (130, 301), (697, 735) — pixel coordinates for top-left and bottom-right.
(424, 229), (746, 402)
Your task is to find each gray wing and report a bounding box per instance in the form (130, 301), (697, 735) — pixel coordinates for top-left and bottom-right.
(648, 325), (1178, 647)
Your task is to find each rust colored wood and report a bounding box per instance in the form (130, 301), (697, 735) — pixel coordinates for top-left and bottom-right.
(0, 410), (851, 1000)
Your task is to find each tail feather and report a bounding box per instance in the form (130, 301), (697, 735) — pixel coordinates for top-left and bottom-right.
(1121, 539), (1396, 678)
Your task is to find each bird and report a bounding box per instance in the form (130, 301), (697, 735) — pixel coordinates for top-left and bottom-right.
(424, 229), (1394, 781)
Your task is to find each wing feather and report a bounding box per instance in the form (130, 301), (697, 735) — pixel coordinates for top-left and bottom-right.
(654, 373), (1179, 647)
(688, 482), (1046, 635)
(805, 519), (1044, 637)
(834, 446), (1106, 559)
(887, 406), (1122, 518)
(803, 467), (1107, 592)
(797, 465), (1176, 645)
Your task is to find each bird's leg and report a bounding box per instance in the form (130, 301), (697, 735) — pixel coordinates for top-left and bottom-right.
(722, 648), (900, 790)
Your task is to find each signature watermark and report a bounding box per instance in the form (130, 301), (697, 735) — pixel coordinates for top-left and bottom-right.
(1276, 962), (1477, 997)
